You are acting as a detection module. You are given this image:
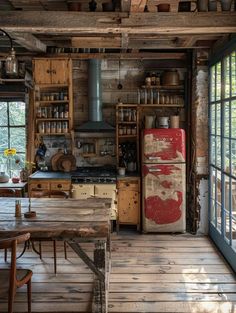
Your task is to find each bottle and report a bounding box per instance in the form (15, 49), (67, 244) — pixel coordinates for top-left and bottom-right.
(15, 200), (21, 217)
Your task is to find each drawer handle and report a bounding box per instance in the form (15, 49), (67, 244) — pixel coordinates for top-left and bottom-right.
(57, 184), (62, 188)
(37, 184), (42, 188)
(125, 183), (130, 187)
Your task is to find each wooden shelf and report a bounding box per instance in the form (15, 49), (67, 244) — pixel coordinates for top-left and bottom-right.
(39, 100), (69, 104)
(0, 78), (25, 83)
(139, 104), (184, 108)
(36, 132), (70, 136)
(117, 121), (137, 124)
(36, 118), (70, 122)
(36, 84), (68, 88)
(141, 85), (184, 90)
(118, 135), (138, 138)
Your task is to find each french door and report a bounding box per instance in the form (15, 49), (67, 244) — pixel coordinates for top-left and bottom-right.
(209, 47), (236, 272)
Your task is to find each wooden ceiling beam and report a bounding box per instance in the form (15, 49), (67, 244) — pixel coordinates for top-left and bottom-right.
(0, 12), (236, 35)
(9, 32), (47, 52)
(72, 36), (121, 48)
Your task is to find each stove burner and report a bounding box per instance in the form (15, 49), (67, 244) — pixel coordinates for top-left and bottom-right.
(71, 166), (117, 184)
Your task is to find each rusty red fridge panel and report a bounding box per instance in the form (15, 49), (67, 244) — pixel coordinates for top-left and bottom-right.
(142, 163), (186, 232)
(142, 129), (186, 164)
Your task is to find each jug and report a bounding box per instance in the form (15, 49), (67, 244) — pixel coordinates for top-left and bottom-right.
(158, 116), (169, 128)
(170, 115), (180, 128)
(145, 115), (155, 129)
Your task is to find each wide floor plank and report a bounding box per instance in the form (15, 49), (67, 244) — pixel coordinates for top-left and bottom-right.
(0, 233), (235, 313)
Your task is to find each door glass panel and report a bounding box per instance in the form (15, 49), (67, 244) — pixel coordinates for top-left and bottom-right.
(224, 102), (230, 138)
(216, 62), (221, 101)
(210, 65), (216, 102)
(0, 102), (8, 126)
(224, 175), (230, 214)
(232, 217), (236, 251)
(216, 103), (221, 136)
(210, 103), (216, 135)
(223, 138), (230, 172)
(232, 100), (236, 139)
(211, 199), (216, 225)
(211, 135), (216, 165)
(232, 52), (236, 97)
(232, 178), (236, 219)
(225, 213), (230, 242)
(216, 169), (222, 232)
(216, 136), (221, 167)
(224, 56), (230, 99)
(231, 139), (236, 173)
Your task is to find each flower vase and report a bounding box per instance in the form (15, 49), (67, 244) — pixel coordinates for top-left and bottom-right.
(0, 172), (9, 183)
(20, 169), (29, 182)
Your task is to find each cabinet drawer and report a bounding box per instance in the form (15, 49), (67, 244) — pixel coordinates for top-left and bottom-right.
(50, 182), (70, 191)
(30, 182), (50, 190)
(94, 184), (116, 198)
(118, 189), (139, 224)
(118, 180), (139, 191)
(71, 184), (94, 199)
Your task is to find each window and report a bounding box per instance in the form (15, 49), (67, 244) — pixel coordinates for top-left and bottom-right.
(0, 101), (26, 176)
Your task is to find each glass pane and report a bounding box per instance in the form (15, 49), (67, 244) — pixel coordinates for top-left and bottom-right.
(224, 175), (230, 213)
(216, 102), (221, 136)
(0, 102), (8, 126)
(0, 127), (9, 153)
(211, 167), (216, 200)
(224, 56), (230, 99)
(224, 102), (230, 138)
(216, 62), (221, 101)
(210, 65), (216, 102)
(232, 178), (236, 220)
(232, 100), (236, 139)
(223, 138), (230, 172)
(216, 136), (221, 167)
(211, 199), (216, 225)
(216, 169), (222, 232)
(231, 139), (236, 173)
(9, 128), (26, 153)
(211, 135), (216, 165)
(225, 213), (230, 242)
(232, 52), (236, 97)
(210, 104), (216, 135)
(9, 102), (25, 126)
(232, 217), (236, 252)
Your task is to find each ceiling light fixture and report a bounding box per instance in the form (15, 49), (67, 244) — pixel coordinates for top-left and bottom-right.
(0, 29), (18, 77)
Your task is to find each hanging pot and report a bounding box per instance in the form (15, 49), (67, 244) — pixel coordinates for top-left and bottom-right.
(161, 70), (180, 86)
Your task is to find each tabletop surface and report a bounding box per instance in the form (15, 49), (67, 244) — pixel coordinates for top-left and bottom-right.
(0, 197), (111, 240)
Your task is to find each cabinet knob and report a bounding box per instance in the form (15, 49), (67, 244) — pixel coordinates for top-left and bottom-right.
(57, 184), (62, 188)
(37, 184), (41, 188)
(46, 69), (50, 74)
(125, 183), (129, 187)
(52, 69), (56, 74)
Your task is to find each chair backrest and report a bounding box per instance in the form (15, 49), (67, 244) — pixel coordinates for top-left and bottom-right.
(0, 233), (31, 286)
(0, 188), (16, 197)
(31, 189), (68, 199)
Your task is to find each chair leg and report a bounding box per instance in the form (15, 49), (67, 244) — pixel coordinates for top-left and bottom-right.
(39, 241), (42, 259)
(4, 248), (7, 262)
(8, 286), (15, 313)
(53, 240), (57, 274)
(27, 279), (32, 313)
(64, 241), (67, 259)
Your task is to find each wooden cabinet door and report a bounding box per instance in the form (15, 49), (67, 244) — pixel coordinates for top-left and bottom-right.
(118, 188), (139, 224)
(51, 59), (69, 84)
(34, 59), (51, 84)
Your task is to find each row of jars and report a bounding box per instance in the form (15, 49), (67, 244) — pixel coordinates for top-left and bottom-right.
(36, 105), (69, 119)
(38, 121), (69, 134)
(118, 125), (137, 136)
(118, 108), (137, 122)
(40, 91), (68, 101)
(138, 89), (184, 105)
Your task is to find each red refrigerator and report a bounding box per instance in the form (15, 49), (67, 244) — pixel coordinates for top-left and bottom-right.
(142, 128), (186, 232)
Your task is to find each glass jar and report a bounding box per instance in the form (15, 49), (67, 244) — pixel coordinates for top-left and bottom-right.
(56, 121), (62, 133)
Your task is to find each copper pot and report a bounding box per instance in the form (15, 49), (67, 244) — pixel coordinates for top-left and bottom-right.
(161, 70), (180, 86)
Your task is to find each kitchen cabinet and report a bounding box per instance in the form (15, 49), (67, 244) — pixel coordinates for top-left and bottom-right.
(117, 177), (140, 231)
(28, 178), (71, 197)
(71, 183), (117, 221)
(29, 58), (74, 163)
(34, 59), (70, 85)
(116, 104), (139, 172)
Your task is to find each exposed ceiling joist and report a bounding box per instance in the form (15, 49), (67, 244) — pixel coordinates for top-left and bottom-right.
(0, 12), (236, 35)
(72, 36), (121, 48)
(9, 32), (47, 52)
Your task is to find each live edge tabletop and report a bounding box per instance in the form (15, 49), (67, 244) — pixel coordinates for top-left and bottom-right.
(0, 197), (111, 313)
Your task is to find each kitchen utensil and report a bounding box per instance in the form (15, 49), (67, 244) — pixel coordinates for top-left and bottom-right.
(158, 116), (169, 128)
(208, 0), (217, 10)
(51, 151), (64, 171)
(178, 1), (197, 11)
(118, 167), (126, 176)
(197, 0), (208, 11)
(161, 70), (180, 86)
(56, 154), (76, 172)
(145, 115), (155, 129)
(220, 0), (233, 10)
(117, 60), (123, 90)
(170, 115), (180, 128)
(157, 3), (170, 11)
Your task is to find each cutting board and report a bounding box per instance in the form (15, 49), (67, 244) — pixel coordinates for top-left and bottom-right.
(51, 151), (64, 171)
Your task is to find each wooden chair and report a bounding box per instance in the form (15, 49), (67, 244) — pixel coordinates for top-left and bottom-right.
(0, 233), (33, 313)
(30, 189), (69, 274)
(0, 189), (16, 262)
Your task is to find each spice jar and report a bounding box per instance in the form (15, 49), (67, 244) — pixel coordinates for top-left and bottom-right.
(15, 200), (21, 217)
(56, 121), (62, 133)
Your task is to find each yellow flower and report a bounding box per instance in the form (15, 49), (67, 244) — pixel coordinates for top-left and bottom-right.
(4, 148), (17, 156)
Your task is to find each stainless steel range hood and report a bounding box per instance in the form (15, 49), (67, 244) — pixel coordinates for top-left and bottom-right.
(76, 59), (114, 133)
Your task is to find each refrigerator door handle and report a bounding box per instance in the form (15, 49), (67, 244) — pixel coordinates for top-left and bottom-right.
(147, 156), (160, 160)
(149, 168), (162, 172)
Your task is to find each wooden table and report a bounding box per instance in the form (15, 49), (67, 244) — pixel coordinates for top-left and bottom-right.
(0, 197), (111, 313)
(0, 181), (27, 197)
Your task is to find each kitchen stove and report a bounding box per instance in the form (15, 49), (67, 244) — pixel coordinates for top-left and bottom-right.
(71, 166), (117, 184)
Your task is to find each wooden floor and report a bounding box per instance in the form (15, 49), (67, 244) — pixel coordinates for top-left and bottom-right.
(0, 232), (236, 313)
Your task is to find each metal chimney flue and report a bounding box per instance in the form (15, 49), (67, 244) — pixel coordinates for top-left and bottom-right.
(76, 59), (115, 133)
